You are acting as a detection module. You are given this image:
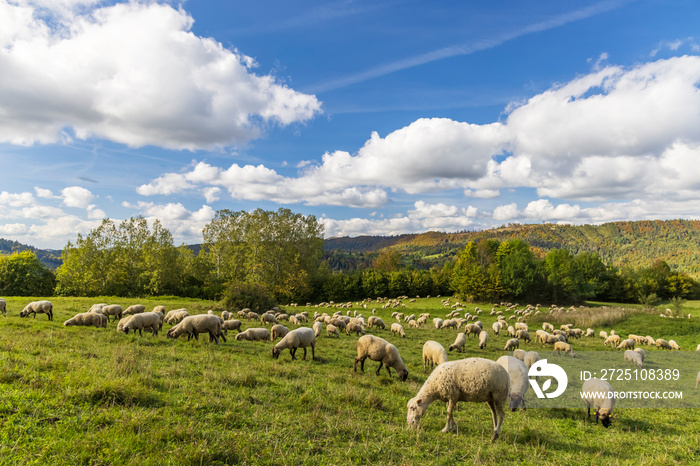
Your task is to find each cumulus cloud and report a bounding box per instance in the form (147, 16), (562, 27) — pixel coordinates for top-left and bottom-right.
(61, 186), (94, 209)
(0, 1), (321, 150)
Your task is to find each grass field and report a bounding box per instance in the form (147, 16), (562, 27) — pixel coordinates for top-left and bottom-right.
(1, 296), (699, 465)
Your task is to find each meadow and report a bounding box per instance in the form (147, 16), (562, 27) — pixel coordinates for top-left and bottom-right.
(1, 296), (699, 465)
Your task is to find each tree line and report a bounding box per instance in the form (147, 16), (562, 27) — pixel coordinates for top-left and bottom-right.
(1, 209), (698, 308)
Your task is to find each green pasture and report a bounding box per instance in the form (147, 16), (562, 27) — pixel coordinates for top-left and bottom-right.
(0, 296), (699, 465)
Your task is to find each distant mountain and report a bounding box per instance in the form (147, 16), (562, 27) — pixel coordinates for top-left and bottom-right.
(0, 238), (63, 269)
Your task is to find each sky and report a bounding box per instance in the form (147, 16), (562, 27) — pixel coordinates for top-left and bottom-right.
(1, 0), (700, 249)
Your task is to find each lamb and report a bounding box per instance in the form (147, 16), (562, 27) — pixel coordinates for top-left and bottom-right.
(354, 335), (408, 381)
(406, 358), (509, 441)
(313, 321), (322, 337)
(448, 333), (467, 352)
(121, 312), (161, 336)
(235, 327), (271, 342)
(616, 338), (636, 351)
(554, 341), (575, 356)
(496, 355), (529, 411)
(599, 331), (608, 340)
(390, 323), (406, 338)
(423, 340), (448, 372)
(164, 309), (189, 325)
(0, 297), (6, 316)
(167, 314), (227, 344)
(656, 338), (672, 350)
(273, 327), (316, 360)
(123, 304), (146, 316)
(504, 338), (519, 351)
(367, 316), (385, 329)
(346, 321), (366, 336)
(479, 330), (489, 349)
(624, 349), (643, 368)
(101, 304), (123, 322)
(669, 340), (681, 350)
(581, 378), (615, 427)
(19, 300), (53, 320)
(64, 312), (107, 328)
(222, 319), (242, 334)
(327, 324), (340, 338)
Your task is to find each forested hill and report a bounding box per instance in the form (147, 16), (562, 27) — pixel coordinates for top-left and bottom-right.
(324, 219), (700, 276)
(0, 238), (63, 269)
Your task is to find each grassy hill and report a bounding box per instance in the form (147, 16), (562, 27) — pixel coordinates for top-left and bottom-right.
(0, 238), (63, 269)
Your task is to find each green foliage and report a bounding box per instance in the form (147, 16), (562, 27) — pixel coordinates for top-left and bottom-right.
(0, 251), (55, 296)
(221, 281), (275, 312)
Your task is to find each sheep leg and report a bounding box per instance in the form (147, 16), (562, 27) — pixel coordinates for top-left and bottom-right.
(487, 399), (504, 442)
(375, 361), (384, 376)
(219, 332), (227, 343)
(138, 328), (143, 337)
(290, 348), (297, 360)
(302, 347), (307, 360)
(442, 399), (458, 433)
(354, 356), (365, 372)
(311, 344), (315, 361)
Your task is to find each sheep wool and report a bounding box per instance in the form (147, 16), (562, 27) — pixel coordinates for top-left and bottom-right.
(407, 358), (509, 441)
(123, 304), (146, 317)
(479, 330), (489, 349)
(222, 319), (242, 334)
(273, 327), (316, 360)
(624, 350), (643, 368)
(101, 304), (123, 322)
(235, 327), (271, 342)
(503, 338), (519, 351)
(64, 312), (107, 328)
(581, 378), (615, 427)
(167, 314), (227, 344)
(496, 355), (529, 411)
(19, 301), (53, 320)
(390, 323), (406, 338)
(122, 312), (161, 336)
(346, 321), (366, 337)
(312, 321), (322, 337)
(327, 324), (340, 338)
(448, 333), (466, 352)
(422, 341), (448, 372)
(354, 335), (408, 381)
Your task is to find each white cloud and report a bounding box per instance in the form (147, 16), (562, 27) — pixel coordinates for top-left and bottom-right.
(0, 191), (34, 207)
(202, 187), (221, 203)
(0, 223), (29, 235)
(87, 204), (106, 219)
(493, 203), (519, 221)
(34, 186), (57, 198)
(61, 186), (94, 208)
(0, 1), (321, 150)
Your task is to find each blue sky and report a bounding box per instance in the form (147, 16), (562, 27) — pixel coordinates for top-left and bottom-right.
(2, 0), (700, 249)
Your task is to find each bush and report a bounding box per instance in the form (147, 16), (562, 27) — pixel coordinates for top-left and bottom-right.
(221, 281), (275, 312)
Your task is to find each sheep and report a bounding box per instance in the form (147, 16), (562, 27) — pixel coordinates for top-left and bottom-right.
(697, 371), (700, 389)
(433, 318), (443, 330)
(406, 358), (509, 441)
(390, 323), (406, 338)
(164, 309), (189, 325)
(222, 319), (242, 334)
(496, 355), (529, 411)
(512, 349), (526, 361)
(624, 350), (643, 368)
(273, 327), (316, 360)
(313, 321), (322, 337)
(465, 323), (481, 338)
(523, 351), (540, 371)
(64, 312), (107, 328)
(121, 312), (161, 336)
(507, 325), (516, 337)
(479, 330), (489, 349)
(581, 378), (615, 427)
(634, 347), (646, 361)
(554, 341), (575, 356)
(19, 301), (53, 320)
(354, 335), (408, 381)
(327, 324), (340, 338)
(441, 319), (458, 330)
(697, 344), (700, 352)
(542, 322), (554, 332)
(367, 316), (385, 329)
(329, 318), (347, 331)
(656, 338), (672, 350)
(167, 314), (226, 344)
(0, 297), (6, 316)
(235, 327), (271, 342)
(221, 310), (231, 321)
(88, 303), (107, 314)
(492, 321), (502, 336)
(152, 305), (166, 315)
(423, 341), (448, 372)
(585, 328), (595, 338)
(448, 333), (466, 352)
(261, 313), (279, 326)
(123, 304), (146, 316)
(247, 311), (260, 321)
(346, 321), (366, 337)
(604, 335), (621, 347)
(504, 338), (519, 351)
(116, 315), (134, 333)
(669, 340), (681, 350)
(101, 304), (123, 322)
(515, 330), (530, 343)
(616, 338), (636, 351)
(599, 331), (608, 340)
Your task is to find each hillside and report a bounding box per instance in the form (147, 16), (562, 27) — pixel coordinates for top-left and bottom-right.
(0, 238), (63, 269)
(324, 219), (700, 276)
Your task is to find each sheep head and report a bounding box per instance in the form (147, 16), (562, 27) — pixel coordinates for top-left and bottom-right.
(406, 397), (426, 428)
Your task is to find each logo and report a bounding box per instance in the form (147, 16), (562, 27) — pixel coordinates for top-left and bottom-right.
(528, 359), (568, 399)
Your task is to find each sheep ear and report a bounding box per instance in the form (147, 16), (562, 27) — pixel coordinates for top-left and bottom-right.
(416, 398), (423, 405)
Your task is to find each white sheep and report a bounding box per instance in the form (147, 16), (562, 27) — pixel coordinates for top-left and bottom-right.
(512, 349), (527, 361)
(64, 312), (107, 328)
(164, 309), (189, 325)
(390, 323), (406, 338)
(88, 303), (107, 314)
(581, 378), (615, 428)
(604, 335), (621, 347)
(100, 304), (123, 322)
(235, 327), (271, 342)
(167, 314), (226, 344)
(327, 324), (340, 338)
(496, 355), (529, 411)
(433, 318), (444, 330)
(123, 304), (146, 316)
(616, 338), (635, 351)
(599, 330), (608, 340)
(0, 297), (6, 316)
(492, 321), (502, 336)
(515, 330), (530, 343)
(479, 330), (489, 349)
(669, 340), (681, 350)
(554, 341), (574, 356)
(271, 324), (289, 341)
(367, 316), (385, 329)
(273, 327), (316, 360)
(313, 321), (322, 337)
(121, 312), (161, 336)
(465, 323), (481, 338)
(504, 338), (519, 351)
(448, 333), (466, 352)
(624, 349), (643, 368)
(222, 319), (242, 334)
(261, 313), (280, 326)
(406, 358), (509, 441)
(696, 371), (700, 389)
(656, 338), (672, 350)
(523, 351), (540, 371)
(422, 340), (448, 372)
(346, 321), (366, 337)
(116, 315), (134, 333)
(19, 300), (53, 320)
(354, 335), (408, 381)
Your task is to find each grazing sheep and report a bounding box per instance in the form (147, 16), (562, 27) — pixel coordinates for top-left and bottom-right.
(465, 323), (481, 338)
(585, 328), (595, 338)
(542, 322), (554, 332)
(554, 341), (575, 356)
(346, 321), (366, 336)
(492, 321), (502, 336)
(313, 321), (322, 337)
(100, 304), (123, 322)
(634, 347), (646, 360)
(599, 331), (608, 340)
(507, 325), (516, 337)
(222, 319), (242, 334)
(581, 378), (615, 428)
(624, 350), (643, 368)
(406, 358), (509, 441)
(423, 341), (448, 372)
(19, 301), (53, 320)
(247, 311), (260, 321)
(515, 330), (530, 343)
(669, 340), (681, 350)
(88, 303), (107, 314)
(327, 324), (340, 338)
(273, 327), (316, 360)
(696, 344), (700, 352)
(235, 327), (271, 342)
(221, 310), (231, 321)
(390, 323), (406, 338)
(496, 355), (529, 411)
(448, 333), (467, 352)
(123, 304), (146, 317)
(0, 297), (6, 316)
(523, 351), (540, 371)
(433, 318), (444, 330)
(267, 324), (288, 341)
(656, 338), (672, 350)
(479, 330), (489, 349)
(64, 312), (107, 328)
(121, 312), (161, 336)
(512, 349), (527, 361)
(261, 313), (279, 325)
(164, 309), (189, 325)
(354, 335), (408, 381)
(167, 314), (226, 344)
(604, 335), (621, 347)
(616, 339), (636, 351)
(504, 338), (519, 351)
(367, 316), (386, 329)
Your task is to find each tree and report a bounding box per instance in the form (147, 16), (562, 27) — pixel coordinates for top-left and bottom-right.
(373, 249), (402, 272)
(0, 251), (55, 296)
(495, 239), (536, 300)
